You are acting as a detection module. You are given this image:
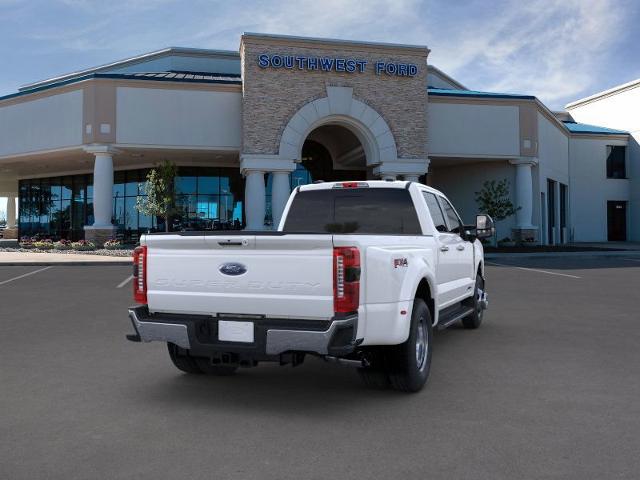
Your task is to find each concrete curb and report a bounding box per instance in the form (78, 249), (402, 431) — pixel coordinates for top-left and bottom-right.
(486, 250), (640, 260)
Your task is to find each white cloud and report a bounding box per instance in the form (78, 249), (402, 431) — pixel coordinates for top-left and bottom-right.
(4, 0), (635, 109)
(426, 0), (631, 108)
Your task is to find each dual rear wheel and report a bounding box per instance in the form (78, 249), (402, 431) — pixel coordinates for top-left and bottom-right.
(358, 273), (485, 392)
(359, 298), (433, 393)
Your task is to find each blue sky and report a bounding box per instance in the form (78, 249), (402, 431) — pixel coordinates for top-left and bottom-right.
(1, 0), (639, 108)
(1, 0), (640, 216)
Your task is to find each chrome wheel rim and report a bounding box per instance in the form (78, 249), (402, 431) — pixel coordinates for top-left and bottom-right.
(476, 280), (485, 319)
(415, 315), (428, 371)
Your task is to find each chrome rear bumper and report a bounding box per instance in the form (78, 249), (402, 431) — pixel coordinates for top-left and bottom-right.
(127, 306), (358, 358)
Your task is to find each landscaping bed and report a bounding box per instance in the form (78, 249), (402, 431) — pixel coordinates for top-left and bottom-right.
(0, 238), (135, 256)
(0, 247), (133, 257)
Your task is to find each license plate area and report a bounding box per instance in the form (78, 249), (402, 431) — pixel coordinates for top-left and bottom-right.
(218, 320), (254, 343)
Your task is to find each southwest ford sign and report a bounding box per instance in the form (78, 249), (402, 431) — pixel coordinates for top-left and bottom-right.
(257, 54), (418, 77)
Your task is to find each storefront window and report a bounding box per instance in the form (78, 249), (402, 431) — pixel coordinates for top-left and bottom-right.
(18, 167), (245, 242)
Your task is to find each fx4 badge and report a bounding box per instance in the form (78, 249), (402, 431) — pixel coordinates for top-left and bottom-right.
(393, 258), (408, 268)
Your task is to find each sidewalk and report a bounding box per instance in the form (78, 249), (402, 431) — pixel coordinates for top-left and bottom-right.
(0, 251), (131, 266)
(486, 250), (640, 260)
(486, 242), (640, 259)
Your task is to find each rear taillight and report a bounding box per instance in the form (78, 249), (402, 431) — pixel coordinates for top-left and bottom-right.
(133, 246), (147, 304)
(333, 246), (360, 314)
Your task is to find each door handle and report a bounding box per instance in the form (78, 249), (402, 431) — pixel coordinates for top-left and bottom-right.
(456, 245), (465, 251)
(440, 246), (449, 252)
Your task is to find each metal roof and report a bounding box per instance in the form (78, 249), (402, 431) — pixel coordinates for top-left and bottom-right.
(19, 47), (240, 92)
(121, 71), (241, 82)
(562, 121), (628, 135)
(0, 71), (241, 103)
(427, 87), (535, 100)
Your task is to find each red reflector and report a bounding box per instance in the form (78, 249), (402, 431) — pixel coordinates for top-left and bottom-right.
(334, 246), (360, 314)
(132, 246), (147, 304)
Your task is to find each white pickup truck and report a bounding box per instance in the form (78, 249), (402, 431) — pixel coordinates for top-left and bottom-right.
(127, 180), (494, 392)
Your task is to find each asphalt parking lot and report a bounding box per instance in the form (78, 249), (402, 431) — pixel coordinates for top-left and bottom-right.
(1, 256), (639, 479)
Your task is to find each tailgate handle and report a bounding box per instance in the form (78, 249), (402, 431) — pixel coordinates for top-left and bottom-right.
(217, 240), (246, 247)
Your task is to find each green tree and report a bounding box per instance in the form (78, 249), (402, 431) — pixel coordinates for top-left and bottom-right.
(136, 161), (178, 232)
(475, 179), (519, 244)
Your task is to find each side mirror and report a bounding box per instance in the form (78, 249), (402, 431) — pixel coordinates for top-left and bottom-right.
(475, 214), (495, 239)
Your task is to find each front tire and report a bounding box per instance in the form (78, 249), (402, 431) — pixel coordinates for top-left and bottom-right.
(387, 298), (433, 392)
(462, 274), (485, 329)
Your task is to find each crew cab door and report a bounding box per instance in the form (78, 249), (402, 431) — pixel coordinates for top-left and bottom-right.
(422, 192), (475, 306)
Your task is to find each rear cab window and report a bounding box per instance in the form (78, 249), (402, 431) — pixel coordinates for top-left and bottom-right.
(283, 187), (422, 234)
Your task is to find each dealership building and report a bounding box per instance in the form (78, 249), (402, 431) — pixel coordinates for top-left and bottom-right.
(0, 33), (637, 244)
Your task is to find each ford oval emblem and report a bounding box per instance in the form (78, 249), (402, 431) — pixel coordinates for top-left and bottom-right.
(219, 262), (247, 276)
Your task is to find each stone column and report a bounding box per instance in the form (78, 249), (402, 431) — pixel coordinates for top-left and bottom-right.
(241, 154), (295, 230)
(509, 158), (538, 242)
(271, 171), (290, 229)
(6, 195), (16, 229)
(84, 145), (117, 245)
(244, 170), (266, 230)
(2, 195), (18, 240)
(404, 174), (420, 182)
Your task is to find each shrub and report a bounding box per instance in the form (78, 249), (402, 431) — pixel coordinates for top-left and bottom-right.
(19, 236), (34, 249)
(103, 239), (123, 250)
(33, 239), (54, 250)
(71, 240), (96, 251)
(54, 239), (73, 250)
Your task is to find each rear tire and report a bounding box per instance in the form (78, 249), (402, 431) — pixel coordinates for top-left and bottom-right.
(167, 343), (202, 374)
(462, 274), (485, 329)
(387, 298), (433, 393)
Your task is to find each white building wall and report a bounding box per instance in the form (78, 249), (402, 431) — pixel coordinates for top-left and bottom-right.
(0, 90), (83, 157)
(116, 87), (242, 149)
(430, 161), (517, 240)
(567, 84), (640, 241)
(428, 103), (520, 157)
(568, 137), (630, 242)
(536, 113), (570, 243)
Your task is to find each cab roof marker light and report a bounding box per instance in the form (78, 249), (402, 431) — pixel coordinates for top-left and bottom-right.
(333, 182), (370, 189)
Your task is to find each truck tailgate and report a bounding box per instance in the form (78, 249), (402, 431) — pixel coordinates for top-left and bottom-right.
(144, 233), (334, 319)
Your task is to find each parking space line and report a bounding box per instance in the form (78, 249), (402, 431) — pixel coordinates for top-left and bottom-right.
(624, 258), (640, 263)
(0, 266), (53, 286)
(117, 275), (134, 288)
(486, 262), (581, 279)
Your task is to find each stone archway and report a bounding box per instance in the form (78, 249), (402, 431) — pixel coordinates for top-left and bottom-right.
(278, 86), (398, 167)
(240, 86), (428, 229)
